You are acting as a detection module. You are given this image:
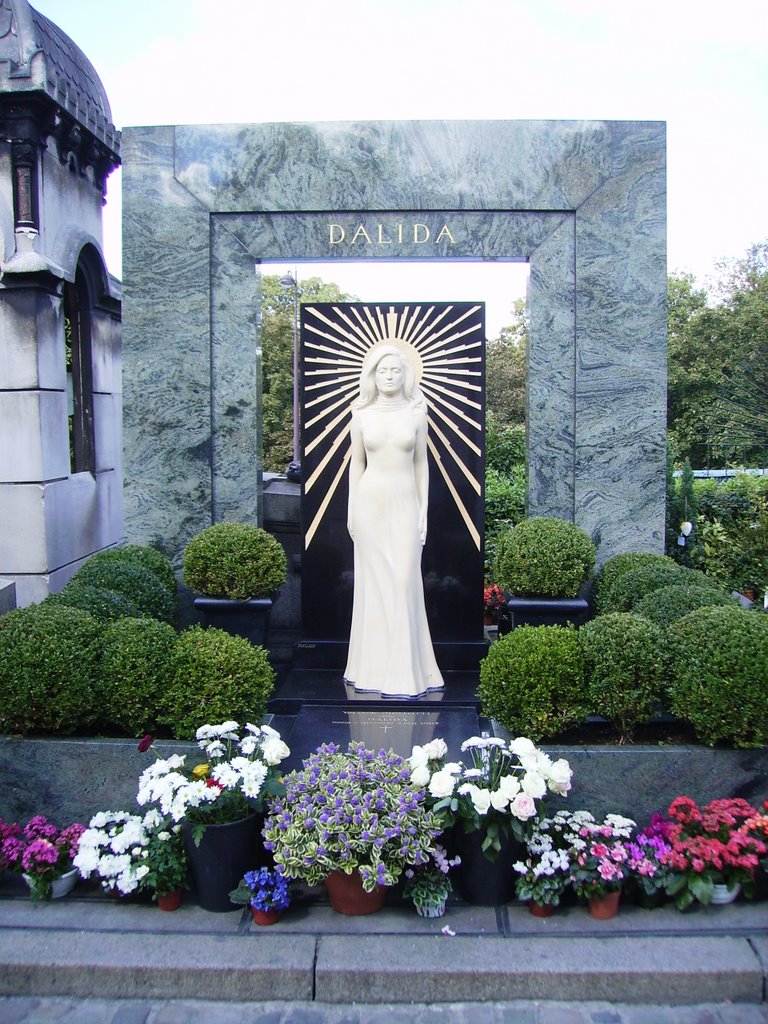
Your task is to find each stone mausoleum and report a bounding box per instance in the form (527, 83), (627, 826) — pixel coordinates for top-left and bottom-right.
(0, 0), (121, 607)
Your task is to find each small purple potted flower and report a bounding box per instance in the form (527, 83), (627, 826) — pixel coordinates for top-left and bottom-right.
(229, 866), (291, 925)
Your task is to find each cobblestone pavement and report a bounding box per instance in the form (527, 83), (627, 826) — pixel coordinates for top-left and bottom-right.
(1, 999), (768, 1024)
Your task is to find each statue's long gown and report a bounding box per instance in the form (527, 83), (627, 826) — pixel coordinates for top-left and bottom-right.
(344, 404), (444, 698)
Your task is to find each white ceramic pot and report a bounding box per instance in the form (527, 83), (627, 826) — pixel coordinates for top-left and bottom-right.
(415, 899), (446, 918)
(710, 882), (741, 905)
(24, 868), (78, 900)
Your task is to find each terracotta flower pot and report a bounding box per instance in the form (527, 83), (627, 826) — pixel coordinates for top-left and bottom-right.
(588, 889), (621, 920)
(324, 869), (385, 916)
(156, 889), (182, 911)
(251, 906), (281, 925)
(528, 899), (555, 918)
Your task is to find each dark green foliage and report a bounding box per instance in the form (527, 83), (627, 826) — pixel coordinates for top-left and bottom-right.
(0, 603), (102, 734)
(72, 559), (176, 623)
(492, 517), (596, 599)
(485, 417), (526, 476)
(47, 583), (141, 623)
(182, 522), (288, 600)
(604, 562), (703, 613)
(83, 545), (177, 595)
(633, 583), (736, 627)
(579, 613), (666, 741)
(485, 467), (526, 535)
(593, 553), (674, 614)
(100, 618), (178, 735)
(161, 625), (275, 739)
(667, 606), (768, 748)
(670, 459), (699, 567)
(665, 445), (683, 558)
(478, 625), (587, 740)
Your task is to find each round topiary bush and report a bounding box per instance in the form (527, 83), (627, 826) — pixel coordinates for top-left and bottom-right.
(633, 583), (736, 627)
(593, 552), (674, 614)
(667, 605), (768, 748)
(478, 624), (587, 740)
(100, 617), (178, 735)
(0, 603), (103, 734)
(161, 625), (275, 739)
(48, 583), (142, 623)
(182, 523), (288, 600)
(492, 517), (596, 599)
(71, 559), (176, 623)
(604, 562), (695, 613)
(579, 613), (666, 741)
(82, 545), (177, 595)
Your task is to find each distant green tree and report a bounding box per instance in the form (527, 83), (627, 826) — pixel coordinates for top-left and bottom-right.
(261, 275), (354, 473)
(485, 298), (527, 425)
(668, 242), (768, 467)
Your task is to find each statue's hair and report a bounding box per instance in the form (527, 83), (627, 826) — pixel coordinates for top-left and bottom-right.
(353, 344), (425, 410)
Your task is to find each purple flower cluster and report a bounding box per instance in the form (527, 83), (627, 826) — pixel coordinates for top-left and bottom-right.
(0, 815), (85, 878)
(263, 742), (441, 892)
(243, 867), (291, 912)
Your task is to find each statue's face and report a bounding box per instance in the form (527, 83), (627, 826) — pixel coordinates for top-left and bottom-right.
(375, 355), (404, 395)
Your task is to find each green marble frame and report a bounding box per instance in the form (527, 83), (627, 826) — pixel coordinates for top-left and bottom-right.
(122, 119), (666, 566)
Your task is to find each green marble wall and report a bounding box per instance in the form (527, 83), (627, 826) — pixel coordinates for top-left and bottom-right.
(122, 119), (666, 566)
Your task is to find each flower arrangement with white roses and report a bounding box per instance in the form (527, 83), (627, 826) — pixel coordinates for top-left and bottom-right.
(407, 735), (572, 860)
(137, 720), (290, 844)
(74, 808), (187, 900)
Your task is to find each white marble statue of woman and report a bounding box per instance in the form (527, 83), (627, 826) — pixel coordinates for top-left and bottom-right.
(343, 344), (444, 698)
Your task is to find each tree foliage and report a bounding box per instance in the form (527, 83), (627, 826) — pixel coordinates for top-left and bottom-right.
(261, 274), (354, 473)
(668, 242), (768, 467)
(485, 298), (527, 425)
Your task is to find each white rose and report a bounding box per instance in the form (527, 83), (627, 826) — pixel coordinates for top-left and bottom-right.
(261, 737), (290, 765)
(508, 737), (538, 758)
(521, 770), (547, 799)
(468, 786), (492, 816)
(422, 738), (448, 760)
(496, 774), (521, 801)
(410, 764), (431, 787)
(408, 745), (429, 769)
(546, 759), (573, 796)
(490, 789), (510, 812)
(509, 793), (537, 820)
(429, 769), (457, 799)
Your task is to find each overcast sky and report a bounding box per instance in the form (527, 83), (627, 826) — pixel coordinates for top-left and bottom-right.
(31, 0), (768, 336)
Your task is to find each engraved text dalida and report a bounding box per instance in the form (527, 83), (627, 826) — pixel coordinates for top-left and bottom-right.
(328, 223), (456, 245)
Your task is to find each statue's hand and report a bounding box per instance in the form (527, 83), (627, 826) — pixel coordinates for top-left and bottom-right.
(418, 507), (427, 545)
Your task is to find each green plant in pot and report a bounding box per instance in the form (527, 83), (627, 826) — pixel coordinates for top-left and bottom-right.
(182, 522), (288, 646)
(493, 517), (596, 628)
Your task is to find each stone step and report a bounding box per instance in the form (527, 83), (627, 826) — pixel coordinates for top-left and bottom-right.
(0, 914), (764, 1004)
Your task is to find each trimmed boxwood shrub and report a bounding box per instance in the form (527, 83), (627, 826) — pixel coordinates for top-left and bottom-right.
(83, 545), (177, 595)
(100, 617), (178, 735)
(71, 559), (175, 623)
(492, 517), (596, 599)
(605, 563), (713, 613)
(667, 606), (768, 748)
(579, 613), (666, 741)
(161, 625), (275, 739)
(182, 523), (288, 600)
(633, 583), (736, 627)
(593, 552), (673, 613)
(47, 583), (142, 623)
(478, 624), (587, 740)
(0, 603), (102, 734)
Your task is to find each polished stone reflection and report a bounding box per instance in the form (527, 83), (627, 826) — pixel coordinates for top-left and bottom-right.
(282, 705), (480, 771)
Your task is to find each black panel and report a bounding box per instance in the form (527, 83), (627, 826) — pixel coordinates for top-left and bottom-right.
(299, 301), (485, 661)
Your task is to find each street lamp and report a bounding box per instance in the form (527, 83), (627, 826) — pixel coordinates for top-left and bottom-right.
(279, 271), (301, 482)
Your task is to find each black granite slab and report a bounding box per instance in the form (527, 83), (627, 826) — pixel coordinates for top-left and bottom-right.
(280, 704), (481, 772)
(268, 669), (481, 715)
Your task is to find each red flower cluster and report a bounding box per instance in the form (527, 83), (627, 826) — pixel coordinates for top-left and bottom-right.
(662, 797), (766, 878)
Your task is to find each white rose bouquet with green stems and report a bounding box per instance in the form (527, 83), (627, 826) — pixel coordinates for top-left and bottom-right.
(407, 735), (572, 860)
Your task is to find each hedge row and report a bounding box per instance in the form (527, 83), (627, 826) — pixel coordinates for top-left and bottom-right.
(479, 603), (768, 749)
(0, 546), (275, 739)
